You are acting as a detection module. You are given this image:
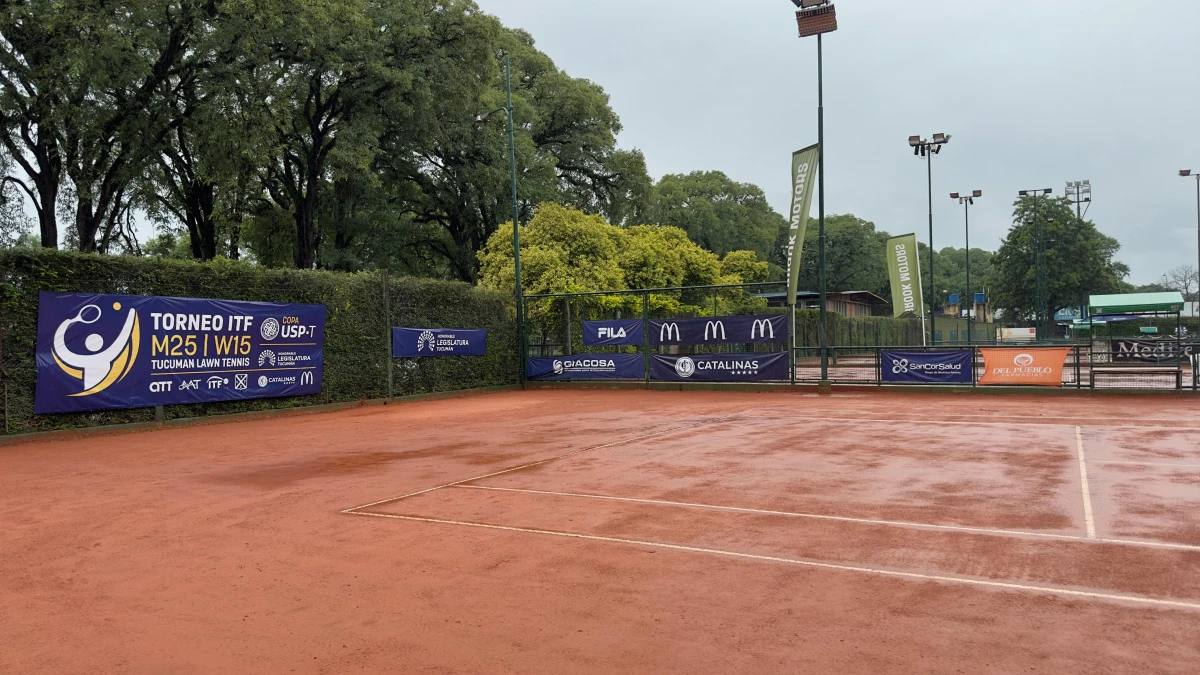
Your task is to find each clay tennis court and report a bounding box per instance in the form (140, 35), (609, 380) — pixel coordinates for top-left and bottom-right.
(3, 389), (1199, 673)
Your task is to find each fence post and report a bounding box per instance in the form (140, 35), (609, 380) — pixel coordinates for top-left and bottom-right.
(642, 291), (650, 386)
(972, 346), (978, 387)
(876, 347), (882, 386)
(382, 268), (393, 401)
(3, 381), (8, 434)
(564, 296), (572, 356)
(1074, 345), (1081, 389)
(789, 304), (796, 386)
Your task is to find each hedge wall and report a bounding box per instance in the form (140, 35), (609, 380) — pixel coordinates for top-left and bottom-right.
(794, 310), (925, 347)
(0, 250), (518, 435)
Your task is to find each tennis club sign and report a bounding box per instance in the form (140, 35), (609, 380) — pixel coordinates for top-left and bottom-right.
(886, 234), (924, 319)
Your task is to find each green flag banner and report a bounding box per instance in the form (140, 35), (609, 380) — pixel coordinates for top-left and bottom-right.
(785, 143), (820, 306)
(886, 233), (924, 319)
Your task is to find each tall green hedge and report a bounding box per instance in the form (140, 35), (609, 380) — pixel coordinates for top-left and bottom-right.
(794, 310), (925, 347)
(0, 250), (518, 435)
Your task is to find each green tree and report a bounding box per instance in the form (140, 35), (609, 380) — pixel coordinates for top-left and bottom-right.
(987, 196), (1128, 322)
(649, 170), (785, 262)
(793, 214), (889, 297)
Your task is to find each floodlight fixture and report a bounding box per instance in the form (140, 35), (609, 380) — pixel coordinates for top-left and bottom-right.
(795, 0), (837, 37)
(932, 133), (951, 144)
(1183, 169), (1194, 177)
(949, 192), (960, 199)
(972, 190), (983, 198)
(908, 135), (922, 147)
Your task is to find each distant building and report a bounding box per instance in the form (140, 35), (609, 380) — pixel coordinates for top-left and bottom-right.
(758, 290), (886, 317)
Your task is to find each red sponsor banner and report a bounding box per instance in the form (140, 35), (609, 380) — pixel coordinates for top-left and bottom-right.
(978, 347), (1071, 387)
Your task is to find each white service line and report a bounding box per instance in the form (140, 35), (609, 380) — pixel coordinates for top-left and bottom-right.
(1095, 461), (1200, 469)
(1076, 426), (1097, 539)
(345, 510), (1200, 611)
(453, 484), (1200, 552)
(744, 414), (1200, 430)
(341, 414), (744, 513)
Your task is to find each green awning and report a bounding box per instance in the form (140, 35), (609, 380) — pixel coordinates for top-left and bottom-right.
(1088, 292), (1185, 314)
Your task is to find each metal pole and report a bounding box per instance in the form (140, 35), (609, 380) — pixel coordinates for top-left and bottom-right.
(789, 303), (797, 385)
(506, 54), (525, 385)
(927, 149), (935, 345)
(563, 296), (572, 356)
(964, 200), (971, 344)
(382, 268), (393, 401)
(817, 33), (828, 381)
(1195, 177), (1199, 319)
(642, 291), (650, 385)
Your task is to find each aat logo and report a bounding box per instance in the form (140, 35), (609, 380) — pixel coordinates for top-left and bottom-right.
(52, 302), (141, 397)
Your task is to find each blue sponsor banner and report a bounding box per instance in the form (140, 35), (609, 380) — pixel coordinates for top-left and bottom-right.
(527, 353), (644, 380)
(582, 319), (643, 346)
(35, 292), (325, 414)
(881, 350), (973, 384)
(649, 314), (787, 346)
(393, 328), (488, 357)
(649, 352), (789, 382)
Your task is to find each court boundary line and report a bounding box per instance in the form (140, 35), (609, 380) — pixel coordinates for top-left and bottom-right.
(741, 414), (1200, 430)
(1076, 426), (1097, 538)
(449, 484), (1200, 552)
(341, 413), (747, 513)
(343, 510), (1200, 611)
(1096, 460), (1200, 468)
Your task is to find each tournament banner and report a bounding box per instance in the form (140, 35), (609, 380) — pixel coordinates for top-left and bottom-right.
(785, 143), (820, 306)
(527, 353), (643, 381)
(582, 319), (643, 347)
(977, 347), (1071, 387)
(885, 234), (924, 318)
(393, 328), (487, 357)
(649, 314), (787, 346)
(1111, 338), (1198, 363)
(35, 292), (324, 414)
(882, 350), (973, 384)
(649, 352), (789, 382)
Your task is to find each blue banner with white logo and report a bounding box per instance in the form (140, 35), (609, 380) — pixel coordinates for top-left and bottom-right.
(649, 314), (787, 346)
(527, 353), (644, 380)
(881, 350), (973, 384)
(393, 328), (488, 357)
(582, 319), (643, 346)
(35, 292), (325, 414)
(649, 352), (789, 382)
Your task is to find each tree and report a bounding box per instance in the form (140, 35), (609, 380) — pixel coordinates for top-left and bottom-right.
(792, 214), (889, 298)
(987, 196), (1128, 322)
(649, 171), (786, 263)
(1160, 264), (1198, 315)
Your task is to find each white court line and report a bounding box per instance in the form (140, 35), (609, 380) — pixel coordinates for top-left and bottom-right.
(345, 510), (1200, 611)
(742, 414), (1200, 430)
(453, 485), (1200, 552)
(341, 415), (744, 513)
(1076, 426), (1097, 539)
(754, 410), (1197, 425)
(1096, 461), (1200, 469)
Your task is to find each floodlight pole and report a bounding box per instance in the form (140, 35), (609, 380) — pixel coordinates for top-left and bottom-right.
(961, 198), (973, 343)
(1185, 171), (1200, 317)
(817, 32), (828, 380)
(926, 150), (935, 345)
(506, 54), (525, 385)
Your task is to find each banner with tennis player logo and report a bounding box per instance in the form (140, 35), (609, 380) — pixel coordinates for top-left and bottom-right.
(977, 347), (1071, 387)
(34, 291), (325, 414)
(881, 350), (973, 384)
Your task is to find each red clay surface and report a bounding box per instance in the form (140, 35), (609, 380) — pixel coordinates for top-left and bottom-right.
(3, 389), (1200, 673)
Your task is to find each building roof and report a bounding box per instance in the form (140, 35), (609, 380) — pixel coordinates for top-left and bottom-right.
(1088, 292), (1185, 315)
(756, 290), (888, 304)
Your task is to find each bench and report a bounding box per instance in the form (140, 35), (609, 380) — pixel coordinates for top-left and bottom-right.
(1089, 365), (1183, 389)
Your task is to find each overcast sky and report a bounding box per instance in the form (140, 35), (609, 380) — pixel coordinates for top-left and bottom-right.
(478, 0), (1200, 284)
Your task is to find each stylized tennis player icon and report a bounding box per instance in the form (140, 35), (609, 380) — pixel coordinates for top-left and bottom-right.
(52, 302), (141, 396)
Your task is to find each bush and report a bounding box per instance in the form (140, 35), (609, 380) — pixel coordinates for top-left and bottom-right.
(0, 250), (518, 435)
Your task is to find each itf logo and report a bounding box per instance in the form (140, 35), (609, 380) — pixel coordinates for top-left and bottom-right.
(51, 302), (141, 397)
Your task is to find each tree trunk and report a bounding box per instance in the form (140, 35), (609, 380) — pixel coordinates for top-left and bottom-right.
(35, 175), (59, 249)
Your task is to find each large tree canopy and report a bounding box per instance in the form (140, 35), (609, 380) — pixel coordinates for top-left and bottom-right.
(649, 170), (786, 264)
(987, 195), (1128, 321)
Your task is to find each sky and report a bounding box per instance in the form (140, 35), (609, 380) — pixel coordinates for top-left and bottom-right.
(476, 0), (1200, 285)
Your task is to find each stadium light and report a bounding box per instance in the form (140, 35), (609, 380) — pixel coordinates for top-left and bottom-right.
(910, 133), (952, 344)
(1066, 180), (1093, 219)
(790, 0), (838, 382)
(1182, 169), (1200, 316)
(951, 189), (982, 342)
